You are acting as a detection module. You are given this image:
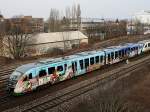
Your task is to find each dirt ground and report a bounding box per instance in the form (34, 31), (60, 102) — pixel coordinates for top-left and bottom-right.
(119, 63), (150, 111)
(125, 65), (150, 111)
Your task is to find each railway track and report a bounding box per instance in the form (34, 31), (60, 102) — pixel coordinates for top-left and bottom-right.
(3, 54), (150, 112)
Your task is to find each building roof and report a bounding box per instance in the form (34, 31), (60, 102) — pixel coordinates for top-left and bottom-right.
(30, 31), (88, 45)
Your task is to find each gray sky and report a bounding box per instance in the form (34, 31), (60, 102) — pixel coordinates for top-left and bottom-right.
(0, 0), (149, 20)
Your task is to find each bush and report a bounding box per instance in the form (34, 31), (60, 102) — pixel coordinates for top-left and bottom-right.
(58, 89), (144, 112)
(47, 47), (64, 56)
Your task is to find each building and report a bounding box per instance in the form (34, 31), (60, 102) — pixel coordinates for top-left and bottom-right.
(63, 18), (127, 39)
(1, 31), (88, 58)
(25, 31), (88, 56)
(133, 10), (150, 24)
(63, 18), (105, 32)
(5, 16), (44, 33)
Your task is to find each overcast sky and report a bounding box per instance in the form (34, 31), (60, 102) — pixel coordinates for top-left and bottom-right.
(0, 0), (149, 20)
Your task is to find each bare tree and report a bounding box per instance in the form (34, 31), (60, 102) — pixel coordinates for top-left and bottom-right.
(0, 32), (5, 56)
(76, 4), (81, 30)
(4, 25), (31, 59)
(48, 9), (62, 32)
(134, 20), (144, 35)
(71, 4), (77, 22)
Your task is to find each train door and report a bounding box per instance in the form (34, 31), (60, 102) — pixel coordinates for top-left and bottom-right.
(22, 69), (38, 92)
(72, 61), (78, 76)
(111, 52), (114, 63)
(107, 53), (111, 64)
(79, 59), (86, 75)
(27, 69), (38, 90)
(100, 55), (104, 65)
(38, 67), (48, 86)
(84, 58), (90, 72)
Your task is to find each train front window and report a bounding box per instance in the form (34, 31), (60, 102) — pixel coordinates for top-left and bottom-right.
(145, 44), (148, 48)
(10, 71), (22, 80)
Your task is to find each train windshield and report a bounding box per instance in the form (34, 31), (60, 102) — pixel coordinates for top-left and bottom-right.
(10, 71), (22, 80)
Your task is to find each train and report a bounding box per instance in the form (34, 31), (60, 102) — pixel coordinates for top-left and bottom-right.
(7, 39), (150, 95)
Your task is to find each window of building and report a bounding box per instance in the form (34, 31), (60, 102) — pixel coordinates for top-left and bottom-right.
(48, 67), (55, 74)
(57, 65), (63, 72)
(29, 73), (32, 79)
(90, 57), (95, 65)
(39, 70), (47, 77)
(79, 60), (84, 70)
(85, 58), (89, 68)
(95, 56), (99, 63)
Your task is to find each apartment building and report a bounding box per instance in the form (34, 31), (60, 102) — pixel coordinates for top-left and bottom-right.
(5, 16), (44, 33)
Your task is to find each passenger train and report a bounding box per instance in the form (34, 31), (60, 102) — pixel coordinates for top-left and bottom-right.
(7, 39), (150, 95)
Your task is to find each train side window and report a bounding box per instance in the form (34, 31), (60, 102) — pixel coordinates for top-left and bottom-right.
(29, 73), (32, 79)
(90, 57), (94, 65)
(145, 44), (148, 48)
(95, 56), (99, 63)
(100, 56), (103, 63)
(75, 62), (77, 71)
(128, 48), (130, 51)
(79, 60), (84, 70)
(148, 43), (150, 47)
(39, 70), (47, 77)
(57, 65), (63, 72)
(122, 50), (124, 57)
(136, 47), (138, 50)
(107, 54), (111, 62)
(111, 52), (114, 59)
(48, 67), (55, 74)
(85, 58), (89, 68)
(119, 51), (121, 57)
(115, 51), (118, 59)
(64, 64), (67, 70)
(125, 49), (127, 55)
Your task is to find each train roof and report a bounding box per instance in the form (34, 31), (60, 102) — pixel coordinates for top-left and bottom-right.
(104, 45), (127, 52)
(16, 63), (37, 73)
(15, 50), (106, 73)
(75, 50), (104, 56)
(138, 39), (150, 44)
(123, 43), (141, 47)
